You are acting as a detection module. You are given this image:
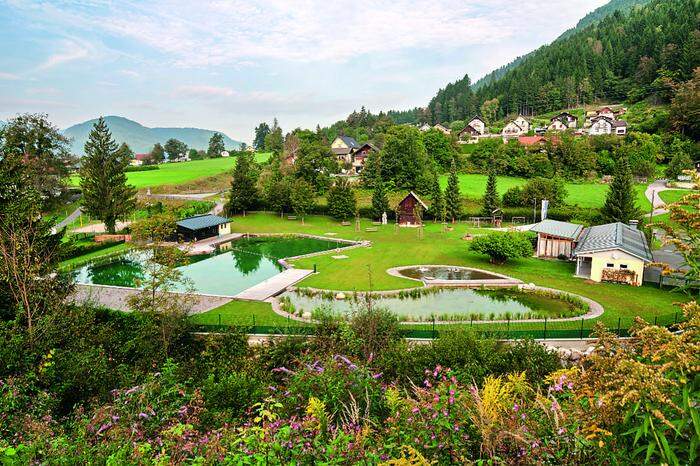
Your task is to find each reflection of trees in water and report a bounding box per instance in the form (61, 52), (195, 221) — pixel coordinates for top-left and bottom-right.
(88, 259), (145, 287)
(231, 248), (262, 276)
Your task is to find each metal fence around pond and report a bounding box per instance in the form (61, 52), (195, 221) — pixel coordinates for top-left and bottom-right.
(193, 311), (686, 340)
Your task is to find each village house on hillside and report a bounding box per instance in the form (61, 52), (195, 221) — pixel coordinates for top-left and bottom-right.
(530, 219), (651, 286)
(458, 124), (481, 144)
(331, 135), (360, 163)
(130, 153), (151, 166)
(588, 116), (628, 136)
(433, 123), (451, 135)
(348, 142), (378, 174)
(547, 112), (578, 132)
(466, 116), (487, 135)
(502, 115), (531, 140)
(419, 123), (432, 132)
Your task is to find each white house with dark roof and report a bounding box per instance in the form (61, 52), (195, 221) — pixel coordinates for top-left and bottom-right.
(466, 116), (487, 135)
(588, 116), (627, 136)
(573, 222), (652, 286)
(530, 219), (651, 286)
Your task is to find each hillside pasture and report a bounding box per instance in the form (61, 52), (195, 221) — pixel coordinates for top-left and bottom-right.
(439, 173), (650, 210)
(70, 153), (271, 190)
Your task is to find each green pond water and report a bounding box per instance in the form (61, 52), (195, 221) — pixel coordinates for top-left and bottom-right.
(72, 236), (343, 296)
(281, 288), (578, 321)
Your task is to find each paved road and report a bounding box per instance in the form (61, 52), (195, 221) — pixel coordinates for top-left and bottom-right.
(645, 179), (671, 217)
(55, 207), (82, 230)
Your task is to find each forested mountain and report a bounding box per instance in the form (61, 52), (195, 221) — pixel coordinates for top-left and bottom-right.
(475, 0), (698, 118)
(424, 0), (698, 124)
(63, 116), (241, 155)
(471, 0), (652, 92)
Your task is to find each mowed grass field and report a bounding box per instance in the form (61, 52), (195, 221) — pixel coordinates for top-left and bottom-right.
(199, 212), (685, 329)
(658, 189), (694, 205)
(439, 173), (651, 210)
(70, 153), (271, 189)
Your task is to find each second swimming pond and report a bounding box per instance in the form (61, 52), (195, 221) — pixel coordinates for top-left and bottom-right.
(72, 236), (344, 296)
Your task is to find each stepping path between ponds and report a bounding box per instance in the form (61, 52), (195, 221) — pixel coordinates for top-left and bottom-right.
(71, 284), (232, 314)
(235, 268), (314, 301)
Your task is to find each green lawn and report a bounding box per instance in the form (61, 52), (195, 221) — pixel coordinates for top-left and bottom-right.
(439, 173), (650, 210)
(60, 242), (131, 270)
(223, 213), (685, 329)
(659, 189), (693, 205)
(70, 153), (271, 189)
(190, 300), (292, 326)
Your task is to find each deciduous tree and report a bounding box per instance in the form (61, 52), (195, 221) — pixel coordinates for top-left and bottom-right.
(207, 132), (226, 158)
(327, 177), (356, 220)
(0, 113), (73, 207)
(290, 179), (315, 224)
(164, 138), (188, 161)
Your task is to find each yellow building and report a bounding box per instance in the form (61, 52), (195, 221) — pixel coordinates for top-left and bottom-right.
(573, 222), (652, 287)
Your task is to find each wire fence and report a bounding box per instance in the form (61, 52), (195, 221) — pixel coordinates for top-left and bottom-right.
(192, 311), (686, 341)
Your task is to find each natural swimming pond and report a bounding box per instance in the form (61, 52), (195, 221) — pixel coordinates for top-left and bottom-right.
(280, 288), (586, 321)
(397, 266), (505, 281)
(72, 236), (344, 296)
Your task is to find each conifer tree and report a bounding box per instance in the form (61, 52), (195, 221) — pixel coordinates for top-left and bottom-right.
(601, 157), (640, 223)
(80, 117), (136, 233)
(482, 170), (500, 217)
(371, 179), (389, 220)
(445, 158), (461, 223)
(430, 174), (445, 222)
(227, 151), (259, 215)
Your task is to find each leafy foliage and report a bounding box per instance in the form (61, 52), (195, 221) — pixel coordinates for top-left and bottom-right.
(469, 232), (534, 264)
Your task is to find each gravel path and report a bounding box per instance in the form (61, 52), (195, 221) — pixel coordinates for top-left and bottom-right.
(645, 179), (672, 216)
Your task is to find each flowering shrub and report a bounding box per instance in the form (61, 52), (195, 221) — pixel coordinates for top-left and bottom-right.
(1, 303), (697, 464)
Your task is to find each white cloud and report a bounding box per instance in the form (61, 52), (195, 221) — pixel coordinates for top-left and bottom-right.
(176, 85), (236, 98)
(37, 38), (92, 70)
(0, 72), (20, 80)
(7, 0), (607, 67)
(119, 69), (140, 78)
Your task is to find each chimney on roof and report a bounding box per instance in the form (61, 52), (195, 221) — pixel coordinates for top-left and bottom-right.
(629, 220), (639, 230)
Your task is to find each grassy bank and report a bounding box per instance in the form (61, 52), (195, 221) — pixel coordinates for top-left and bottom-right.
(223, 213), (684, 329)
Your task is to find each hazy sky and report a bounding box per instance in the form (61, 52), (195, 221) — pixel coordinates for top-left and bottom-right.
(0, 0), (607, 143)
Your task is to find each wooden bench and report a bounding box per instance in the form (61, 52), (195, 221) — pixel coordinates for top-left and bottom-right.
(341, 221), (351, 226)
(365, 227), (378, 232)
(287, 215), (297, 220)
(372, 221), (382, 225)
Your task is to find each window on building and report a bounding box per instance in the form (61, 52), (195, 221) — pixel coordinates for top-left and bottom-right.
(619, 264), (628, 269)
(606, 263), (614, 268)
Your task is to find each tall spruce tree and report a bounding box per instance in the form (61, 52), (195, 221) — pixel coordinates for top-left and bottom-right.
(601, 157), (640, 223)
(482, 170), (500, 217)
(227, 151), (258, 215)
(371, 179), (389, 220)
(445, 158), (461, 223)
(430, 174), (445, 222)
(80, 117), (136, 233)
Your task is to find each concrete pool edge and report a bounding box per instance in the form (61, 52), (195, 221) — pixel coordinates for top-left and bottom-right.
(386, 265), (523, 288)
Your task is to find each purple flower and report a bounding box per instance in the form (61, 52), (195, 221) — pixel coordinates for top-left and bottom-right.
(97, 422), (112, 434)
(513, 403), (520, 412)
(138, 412), (149, 419)
(372, 372), (383, 379)
(272, 366), (295, 375)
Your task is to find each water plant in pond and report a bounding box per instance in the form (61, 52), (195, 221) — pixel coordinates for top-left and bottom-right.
(281, 286), (587, 322)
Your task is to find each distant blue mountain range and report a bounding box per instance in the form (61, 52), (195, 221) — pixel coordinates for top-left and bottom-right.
(62, 115), (241, 155)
